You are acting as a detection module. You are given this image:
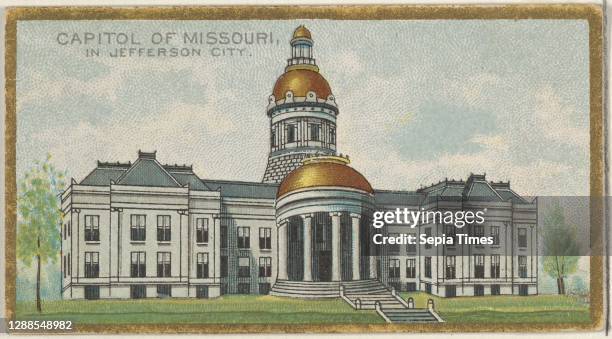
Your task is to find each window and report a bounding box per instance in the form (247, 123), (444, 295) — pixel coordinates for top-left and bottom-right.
(130, 215), (146, 241)
(220, 226), (228, 248)
(157, 252), (171, 277)
(237, 227), (250, 249)
(519, 284), (529, 296)
(491, 284), (501, 295)
(196, 218), (209, 243)
(474, 284), (485, 296)
(130, 285), (146, 299)
(130, 252), (146, 277)
(221, 256), (228, 278)
(518, 255), (528, 278)
(259, 228), (272, 250)
(406, 233), (417, 253)
(157, 215), (171, 242)
(84, 252), (99, 278)
(491, 226), (500, 245)
(406, 259), (416, 278)
(518, 228), (527, 248)
(406, 282), (417, 292)
(389, 259), (400, 278)
(63, 255), (67, 278)
(197, 253), (209, 278)
(63, 224), (66, 240)
(196, 285), (209, 298)
(424, 256), (432, 278)
(68, 253), (71, 276)
(445, 225), (457, 244)
(259, 283), (271, 295)
(68, 221), (71, 237)
(286, 124), (296, 143)
(84, 215), (99, 242)
(424, 228), (432, 249)
(84, 286), (100, 300)
(271, 130), (276, 147)
(425, 283), (432, 294)
(446, 256), (456, 279)
(388, 233), (400, 255)
(237, 283), (250, 294)
(259, 257), (272, 277)
(491, 255), (500, 278)
(474, 255), (485, 278)
(309, 123), (320, 141)
(473, 225), (485, 238)
(238, 257), (250, 277)
(330, 127), (336, 144)
(157, 285), (171, 298)
(445, 285), (456, 298)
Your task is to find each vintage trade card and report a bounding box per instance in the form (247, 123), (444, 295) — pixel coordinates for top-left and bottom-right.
(1, 4), (606, 336)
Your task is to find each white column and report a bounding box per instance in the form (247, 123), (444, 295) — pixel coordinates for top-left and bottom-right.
(331, 212), (342, 281)
(278, 220), (288, 280)
(302, 214), (313, 281)
(350, 213), (361, 280)
(370, 256), (378, 279)
(213, 216), (221, 281)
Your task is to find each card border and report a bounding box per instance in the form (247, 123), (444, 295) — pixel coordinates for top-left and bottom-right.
(4, 4), (605, 334)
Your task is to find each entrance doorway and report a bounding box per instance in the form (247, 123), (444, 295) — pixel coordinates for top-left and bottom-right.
(317, 251), (332, 281)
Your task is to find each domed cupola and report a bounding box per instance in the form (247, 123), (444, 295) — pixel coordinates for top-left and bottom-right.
(263, 26), (341, 184)
(277, 155), (373, 198)
(268, 25), (337, 105)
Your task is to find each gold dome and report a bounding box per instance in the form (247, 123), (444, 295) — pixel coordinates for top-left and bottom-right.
(277, 156), (374, 198)
(293, 25), (312, 40)
(273, 69), (332, 99)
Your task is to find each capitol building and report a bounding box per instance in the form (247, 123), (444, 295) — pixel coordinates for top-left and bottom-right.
(60, 26), (538, 306)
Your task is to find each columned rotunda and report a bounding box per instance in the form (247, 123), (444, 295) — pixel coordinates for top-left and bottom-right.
(274, 156), (377, 284)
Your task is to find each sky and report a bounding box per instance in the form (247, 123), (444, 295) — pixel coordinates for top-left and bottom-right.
(16, 19), (590, 196)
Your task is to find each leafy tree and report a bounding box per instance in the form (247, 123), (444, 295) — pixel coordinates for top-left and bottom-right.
(570, 275), (588, 295)
(542, 201), (579, 295)
(17, 155), (65, 312)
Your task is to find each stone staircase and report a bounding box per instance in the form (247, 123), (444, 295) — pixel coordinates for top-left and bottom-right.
(340, 280), (443, 323)
(270, 279), (384, 298)
(270, 279), (443, 323)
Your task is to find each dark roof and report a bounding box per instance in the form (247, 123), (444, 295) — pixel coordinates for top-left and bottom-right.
(80, 166), (126, 186)
(203, 179), (278, 199)
(171, 172), (211, 191)
(116, 158), (181, 187)
(495, 188), (527, 203)
(374, 190), (423, 206)
(79, 151), (210, 191)
(417, 174), (526, 203)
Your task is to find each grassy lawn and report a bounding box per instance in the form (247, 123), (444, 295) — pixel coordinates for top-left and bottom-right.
(16, 294), (591, 325)
(400, 292), (591, 324)
(16, 295), (384, 324)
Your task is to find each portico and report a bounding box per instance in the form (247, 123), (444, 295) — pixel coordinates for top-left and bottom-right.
(272, 156), (377, 288)
(277, 211), (376, 282)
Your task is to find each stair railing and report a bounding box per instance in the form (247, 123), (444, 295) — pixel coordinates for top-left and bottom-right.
(407, 297), (414, 309)
(427, 298), (444, 322)
(339, 284), (357, 309)
(389, 286), (411, 308)
(375, 301), (391, 323)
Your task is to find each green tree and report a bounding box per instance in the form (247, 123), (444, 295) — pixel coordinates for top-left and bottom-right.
(570, 275), (587, 295)
(17, 155), (65, 312)
(542, 201), (579, 295)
